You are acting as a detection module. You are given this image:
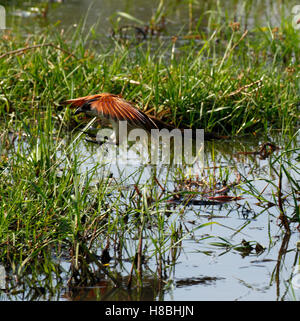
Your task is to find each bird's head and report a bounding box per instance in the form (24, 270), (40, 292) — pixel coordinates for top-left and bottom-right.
(73, 100), (99, 117)
(74, 103), (90, 115)
(61, 95), (103, 117)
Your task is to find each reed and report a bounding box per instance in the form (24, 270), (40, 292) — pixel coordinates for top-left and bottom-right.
(0, 0), (299, 300)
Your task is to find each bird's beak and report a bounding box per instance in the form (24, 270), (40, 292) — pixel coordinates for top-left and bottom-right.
(74, 107), (84, 115)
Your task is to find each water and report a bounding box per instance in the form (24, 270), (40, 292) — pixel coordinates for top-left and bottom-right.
(0, 0), (300, 301)
(1, 131), (298, 301)
(65, 134), (299, 301)
(4, 0), (300, 38)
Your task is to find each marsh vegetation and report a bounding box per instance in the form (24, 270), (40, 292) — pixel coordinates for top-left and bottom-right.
(0, 0), (299, 300)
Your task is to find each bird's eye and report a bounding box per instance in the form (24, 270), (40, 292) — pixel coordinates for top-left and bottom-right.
(83, 103), (91, 111)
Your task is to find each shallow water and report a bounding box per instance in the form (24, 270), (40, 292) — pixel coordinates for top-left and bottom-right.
(4, 0), (300, 39)
(0, 0), (300, 301)
(70, 133), (299, 301)
(1, 130), (299, 301)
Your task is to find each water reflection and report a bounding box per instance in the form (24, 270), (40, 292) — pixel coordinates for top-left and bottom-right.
(1, 0), (300, 301)
(5, 0), (300, 41)
(0, 128), (299, 301)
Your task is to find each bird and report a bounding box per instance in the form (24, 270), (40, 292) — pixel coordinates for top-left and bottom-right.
(62, 93), (178, 144)
(62, 92), (225, 143)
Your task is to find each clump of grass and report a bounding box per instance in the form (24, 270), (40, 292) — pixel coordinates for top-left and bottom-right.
(239, 131), (300, 228)
(0, 7), (299, 136)
(0, 1), (299, 300)
(0, 107), (214, 298)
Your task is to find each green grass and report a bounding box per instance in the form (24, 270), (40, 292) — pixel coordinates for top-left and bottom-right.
(0, 11), (299, 136)
(0, 117), (192, 296)
(0, 1), (299, 300)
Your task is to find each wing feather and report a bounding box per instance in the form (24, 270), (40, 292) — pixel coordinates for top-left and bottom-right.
(108, 98), (125, 121)
(115, 99), (138, 124)
(62, 94), (101, 107)
(63, 93), (159, 131)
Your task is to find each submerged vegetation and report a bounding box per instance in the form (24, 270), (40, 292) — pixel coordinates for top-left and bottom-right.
(0, 0), (299, 300)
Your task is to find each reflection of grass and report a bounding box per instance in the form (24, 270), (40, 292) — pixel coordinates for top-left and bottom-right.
(0, 109), (214, 299)
(239, 131), (300, 230)
(0, 1), (299, 300)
